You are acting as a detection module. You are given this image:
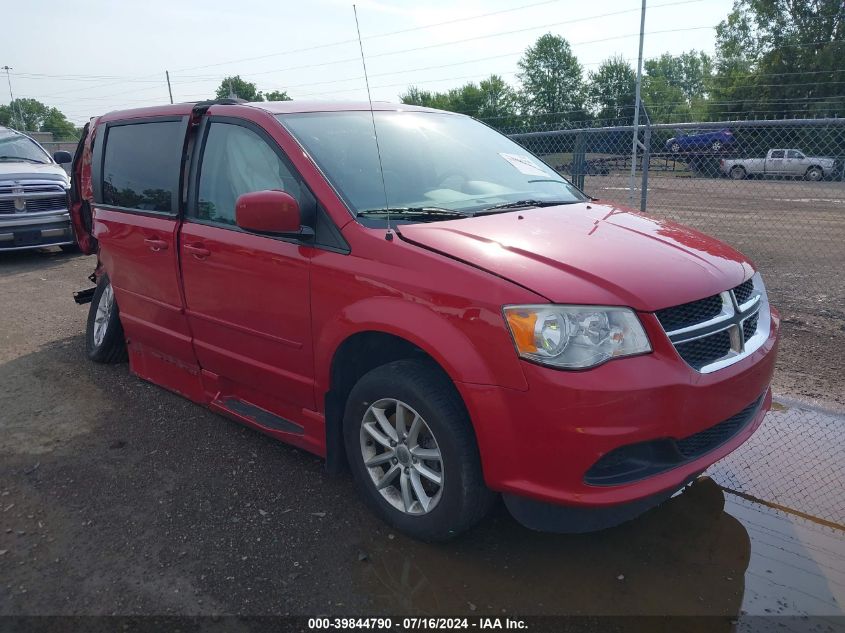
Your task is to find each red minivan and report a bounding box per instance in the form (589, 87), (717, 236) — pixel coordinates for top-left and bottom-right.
(70, 100), (779, 540)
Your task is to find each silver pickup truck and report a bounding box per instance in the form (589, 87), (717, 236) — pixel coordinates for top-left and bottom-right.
(720, 149), (836, 181)
(0, 126), (75, 252)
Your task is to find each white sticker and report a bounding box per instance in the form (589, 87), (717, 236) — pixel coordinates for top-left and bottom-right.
(499, 152), (548, 177)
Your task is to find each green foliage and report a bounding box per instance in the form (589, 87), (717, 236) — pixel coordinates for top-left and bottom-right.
(214, 75), (264, 101)
(710, 0), (845, 118)
(587, 56), (637, 123)
(517, 33), (586, 122)
(0, 98), (78, 139)
(399, 75), (518, 129)
(642, 51), (712, 122)
(265, 90), (292, 102)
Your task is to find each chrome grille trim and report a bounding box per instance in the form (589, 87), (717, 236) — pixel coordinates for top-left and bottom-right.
(0, 179), (68, 216)
(657, 275), (771, 373)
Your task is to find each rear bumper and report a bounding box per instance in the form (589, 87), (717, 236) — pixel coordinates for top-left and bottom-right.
(0, 211), (74, 250)
(457, 308), (779, 510)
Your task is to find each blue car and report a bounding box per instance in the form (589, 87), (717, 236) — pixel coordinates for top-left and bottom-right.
(665, 128), (735, 153)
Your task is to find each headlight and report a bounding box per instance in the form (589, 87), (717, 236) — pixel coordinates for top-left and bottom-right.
(503, 305), (651, 369)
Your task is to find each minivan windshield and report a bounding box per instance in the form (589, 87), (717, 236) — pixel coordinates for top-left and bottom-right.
(278, 111), (586, 222)
(0, 130), (51, 164)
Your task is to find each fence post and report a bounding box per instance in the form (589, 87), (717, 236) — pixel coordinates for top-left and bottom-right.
(572, 131), (586, 191)
(640, 123), (651, 212)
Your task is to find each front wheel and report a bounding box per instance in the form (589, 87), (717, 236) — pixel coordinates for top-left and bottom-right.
(343, 360), (494, 541)
(86, 273), (127, 363)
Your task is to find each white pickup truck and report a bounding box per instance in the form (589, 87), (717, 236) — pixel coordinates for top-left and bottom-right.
(720, 149), (836, 181)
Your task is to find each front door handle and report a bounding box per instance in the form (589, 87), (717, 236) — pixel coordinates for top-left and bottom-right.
(184, 243), (211, 259)
(144, 238), (168, 252)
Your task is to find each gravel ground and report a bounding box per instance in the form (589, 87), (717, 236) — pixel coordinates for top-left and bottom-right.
(0, 243), (842, 619)
(586, 174), (845, 408)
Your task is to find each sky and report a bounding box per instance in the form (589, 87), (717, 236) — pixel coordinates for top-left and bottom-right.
(4, 0), (735, 126)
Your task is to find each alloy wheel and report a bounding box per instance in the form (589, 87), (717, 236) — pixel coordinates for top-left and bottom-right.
(359, 398), (444, 515)
(93, 282), (114, 347)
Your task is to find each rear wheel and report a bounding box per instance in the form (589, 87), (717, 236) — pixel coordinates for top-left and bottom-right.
(711, 140), (723, 152)
(670, 142), (681, 153)
(805, 166), (823, 182)
(730, 166), (747, 180)
(86, 273), (127, 363)
(343, 360), (494, 541)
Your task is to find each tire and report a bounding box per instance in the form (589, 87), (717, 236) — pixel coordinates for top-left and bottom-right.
(670, 142), (681, 153)
(343, 359), (495, 541)
(730, 166), (747, 180)
(805, 166), (823, 182)
(711, 141), (723, 152)
(86, 273), (127, 363)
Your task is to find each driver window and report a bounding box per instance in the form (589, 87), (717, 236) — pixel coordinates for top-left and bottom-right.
(770, 150), (785, 159)
(196, 122), (305, 226)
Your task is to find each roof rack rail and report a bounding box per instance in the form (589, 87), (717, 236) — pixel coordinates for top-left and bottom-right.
(193, 98), (247, 106)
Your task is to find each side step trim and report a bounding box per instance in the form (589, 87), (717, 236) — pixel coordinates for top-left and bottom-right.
(220, 397), (305, 435)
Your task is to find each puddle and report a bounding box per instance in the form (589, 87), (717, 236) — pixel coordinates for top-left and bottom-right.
(353, 478), (844, 620)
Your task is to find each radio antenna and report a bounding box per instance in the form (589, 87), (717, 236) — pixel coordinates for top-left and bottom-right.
(353, 4), (393, 241)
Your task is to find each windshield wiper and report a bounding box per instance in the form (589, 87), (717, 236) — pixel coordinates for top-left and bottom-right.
(478, 199), (578, 213)
(357, 206), (469, 218)
(0, 156), (46, 164)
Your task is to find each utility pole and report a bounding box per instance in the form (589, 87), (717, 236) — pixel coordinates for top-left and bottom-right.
(2, 65), (25, 130)
(165, 70), (174, 104)
(628, 0), (647, 207)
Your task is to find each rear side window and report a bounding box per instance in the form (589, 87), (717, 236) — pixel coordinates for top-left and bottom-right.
(787, 150), (803, 159)
(101, 120), (183, 213)
(770, 150), (785, 159)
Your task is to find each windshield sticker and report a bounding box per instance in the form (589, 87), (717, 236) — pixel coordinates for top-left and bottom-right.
(499, 153), (548, 177)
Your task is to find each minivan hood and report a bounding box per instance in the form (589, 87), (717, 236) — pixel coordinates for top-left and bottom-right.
(397, 202), (754, 312)
(0, 161), (69, 183)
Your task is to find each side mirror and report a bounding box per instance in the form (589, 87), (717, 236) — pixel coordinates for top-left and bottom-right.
(53, 150), (73, 164)
(235, 190), (305, 237)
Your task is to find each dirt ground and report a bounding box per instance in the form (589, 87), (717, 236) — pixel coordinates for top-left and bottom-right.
(0, 227), (843, 619)
(585, 174), (845, 408)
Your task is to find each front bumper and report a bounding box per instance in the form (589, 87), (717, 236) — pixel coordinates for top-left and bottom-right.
(0, 211), (74, 250)
(457, 308), (779, 512)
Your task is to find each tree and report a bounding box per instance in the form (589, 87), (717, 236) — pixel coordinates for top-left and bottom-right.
(642, 51), (712, 122)
(41, 107), (78, 139)
(399, 86), (452, 110)
(400, 76), (518, 129)
(517, 34), (586, 123)
(214, 75), (264, 101)
(710, 0), (845, 118)
(476, 75), (519, 128)
(264, 90), (292, 102)
(587, 56), (636, 123)
(0, 98), (78, 139)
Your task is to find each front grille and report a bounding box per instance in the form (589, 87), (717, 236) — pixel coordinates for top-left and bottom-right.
(656, 278), (766, 373)
(742, 313), (759, 342)
(675, 330), (732, 371)
(0, 195), (66, 214)
(733, 279), (754, 305)
(676, 396), (763, 459)
(655, 294), (722, 331)
(584, 394), (764, 485)
(0, 180), (67, 216)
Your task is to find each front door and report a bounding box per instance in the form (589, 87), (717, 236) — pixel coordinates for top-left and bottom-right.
(179, 118), (316, 417)
(767, 150), (786, 175)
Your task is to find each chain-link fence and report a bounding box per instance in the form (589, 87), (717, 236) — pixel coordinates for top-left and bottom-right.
(508, 118), (845, 529)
